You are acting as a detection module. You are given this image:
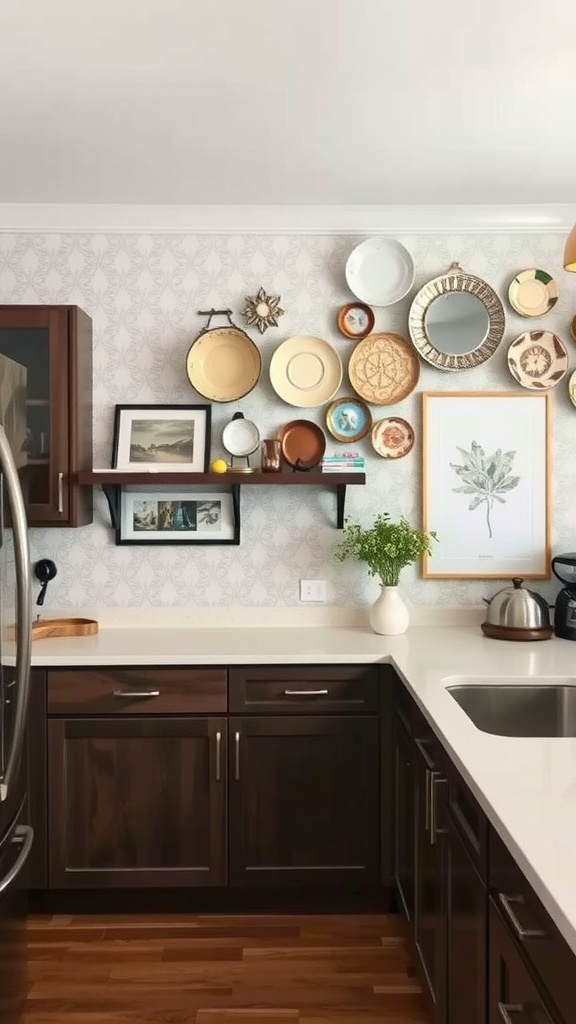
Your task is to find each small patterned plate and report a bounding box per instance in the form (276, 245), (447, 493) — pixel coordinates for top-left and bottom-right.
(348, 332), (420, 405)
(569, 370), (576, 408)
(571, 315), (576, 342)
(336, 302), (375, 340)
(507, 330), (568, 390)
(508, 269), (558, 318)
(371, 417), (415, 459)
(325, 397), (372, 442)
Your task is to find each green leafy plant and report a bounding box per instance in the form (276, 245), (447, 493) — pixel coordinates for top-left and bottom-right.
(334, 512), (437, 587)
(450, 442), (520, 539)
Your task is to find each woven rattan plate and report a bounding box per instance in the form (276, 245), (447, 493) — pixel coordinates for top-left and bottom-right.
(348, 332), (420, 405)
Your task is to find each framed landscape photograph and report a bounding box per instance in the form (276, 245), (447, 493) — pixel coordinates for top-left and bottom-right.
(422, 391), (551, 579)
(117, 488), (239, 545)
(112, 405), (211, 473)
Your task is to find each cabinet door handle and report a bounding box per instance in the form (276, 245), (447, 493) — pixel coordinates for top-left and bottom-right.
(234, 731), (240, 780)
(498, 893), (547, 940)
(57, 472), (64, 514)
(430, 774), (447, 845)
(424, 768), (431, 832)
(113, 690), (160, 699)
(283, 689), (329, 696)
(498, 1003), (552, 1024)
(215, 731), (222, 782)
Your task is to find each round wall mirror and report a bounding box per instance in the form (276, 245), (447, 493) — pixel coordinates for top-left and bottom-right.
(424, 292), (490, 356)
(408, 263), (506, 371)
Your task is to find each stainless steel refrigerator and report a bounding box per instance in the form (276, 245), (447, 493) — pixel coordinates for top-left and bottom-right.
(0, 354), (33, 1024)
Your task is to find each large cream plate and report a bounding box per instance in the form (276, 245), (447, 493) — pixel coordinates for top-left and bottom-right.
(345, 237), (415, 307)
(507, 330), (568, 390)
(186, 327), (262, 402)
(348, 332), (420, 405)
(508, 269), (558, 318)
(269, 336), (343, 408)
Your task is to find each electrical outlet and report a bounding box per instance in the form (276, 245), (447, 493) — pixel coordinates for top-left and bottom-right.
(300, 579), (327, 603)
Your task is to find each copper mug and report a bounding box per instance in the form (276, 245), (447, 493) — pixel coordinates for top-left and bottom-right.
(261, 439), (282, 473)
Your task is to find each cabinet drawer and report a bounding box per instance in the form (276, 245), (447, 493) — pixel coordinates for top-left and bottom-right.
(229, 665), (379, 714)
(489, 827), (576, 1024)
(47, 668), (227, 715)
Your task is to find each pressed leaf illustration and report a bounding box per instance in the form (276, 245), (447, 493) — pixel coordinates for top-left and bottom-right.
(450, 441), (520, 539)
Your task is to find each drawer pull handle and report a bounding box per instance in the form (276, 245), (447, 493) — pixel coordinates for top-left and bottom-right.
(57, 472), (64, 514)
(498, 894), (547, 940)
(424, 768), (431, 832)
(498, 1002), (552, 1024)
(430, 774), (447, 846)
(113, 690), (160, 699)
(234, 731), (240, 781)
(215, 731), (221, 782)
(283, 689), (329, 697)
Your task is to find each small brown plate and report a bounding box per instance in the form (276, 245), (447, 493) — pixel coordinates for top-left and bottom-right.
(337, 302), (375, 340)
(277, 420), (327, 469)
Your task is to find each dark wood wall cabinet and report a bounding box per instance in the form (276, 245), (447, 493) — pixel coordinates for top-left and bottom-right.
(0, 305), (93, 526)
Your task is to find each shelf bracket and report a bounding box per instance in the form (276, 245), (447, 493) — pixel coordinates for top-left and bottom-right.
(231, 483), (241, 530)
(336, 484), (347, 530)
(102, 485), (121, 533)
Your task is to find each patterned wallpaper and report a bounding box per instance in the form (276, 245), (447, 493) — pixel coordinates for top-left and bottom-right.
(1, 228), (575, 612)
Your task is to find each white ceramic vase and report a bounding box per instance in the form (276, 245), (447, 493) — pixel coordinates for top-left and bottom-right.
(369, 584), (409, 636)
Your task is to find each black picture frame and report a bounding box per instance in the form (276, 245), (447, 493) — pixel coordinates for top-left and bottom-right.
(115, 487), (240, 546)
(112, 404), (211, 473)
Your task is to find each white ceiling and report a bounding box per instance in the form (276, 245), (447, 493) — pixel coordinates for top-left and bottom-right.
(1, 0), (576, 207)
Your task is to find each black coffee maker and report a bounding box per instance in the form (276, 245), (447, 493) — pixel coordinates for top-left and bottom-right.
(551, 553), (576, 640)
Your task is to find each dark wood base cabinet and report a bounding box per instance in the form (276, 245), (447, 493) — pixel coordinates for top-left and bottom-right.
(488, 898), (562, 1024)
(228, 715), (379, 887)
(38, 664), (382, 893)
(48, 716), (227, 887)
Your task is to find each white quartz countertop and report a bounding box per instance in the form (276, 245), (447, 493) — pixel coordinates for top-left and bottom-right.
(28, 622), (576, 958)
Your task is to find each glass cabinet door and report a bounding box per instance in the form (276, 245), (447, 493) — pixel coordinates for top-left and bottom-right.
(0, 307), (70, 524)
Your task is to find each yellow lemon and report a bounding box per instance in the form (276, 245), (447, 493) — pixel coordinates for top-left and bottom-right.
(210, 459), (228, 474)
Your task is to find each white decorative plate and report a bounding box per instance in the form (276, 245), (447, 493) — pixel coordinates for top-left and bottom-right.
(507, 331), (568, 390)
(269, 336), (343, 407)
(222, 417), (260, 457)
(371, 417), (415, 459)
(508, 269), (558, 318)
(345, 237), (415, 307)
(569, 370), (576, 408)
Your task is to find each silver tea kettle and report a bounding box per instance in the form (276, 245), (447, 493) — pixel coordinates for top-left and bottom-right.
(481, 577), (552, 641)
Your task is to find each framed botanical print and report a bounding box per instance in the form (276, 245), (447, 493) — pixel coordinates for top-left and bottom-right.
(422, 391), (551, 579)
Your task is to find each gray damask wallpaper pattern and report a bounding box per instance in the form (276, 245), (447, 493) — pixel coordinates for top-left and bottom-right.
(0, 229), (574, 611)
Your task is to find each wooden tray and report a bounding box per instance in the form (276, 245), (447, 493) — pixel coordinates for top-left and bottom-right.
(31, 617), (99, 640)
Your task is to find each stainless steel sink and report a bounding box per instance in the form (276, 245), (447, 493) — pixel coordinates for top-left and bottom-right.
(446, 684), (576, 737)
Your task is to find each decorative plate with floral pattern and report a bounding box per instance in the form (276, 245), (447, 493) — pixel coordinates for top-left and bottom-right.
(507, 330), (568, 390)
(371, 417), (415, 459)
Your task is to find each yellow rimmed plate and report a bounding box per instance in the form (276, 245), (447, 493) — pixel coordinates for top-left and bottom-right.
(186, 327), (262, 402)
(508, 269), (559, 318)
(348, 332), (420, 405)
(269, 335), (343, 408)
(371, 417), (415, 459)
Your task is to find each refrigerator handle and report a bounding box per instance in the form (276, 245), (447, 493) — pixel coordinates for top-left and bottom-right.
(0, 426), (32, 803)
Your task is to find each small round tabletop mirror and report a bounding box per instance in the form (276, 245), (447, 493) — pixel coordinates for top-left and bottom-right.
(424, 292), (490, 356)
(408, 262), (506, 371)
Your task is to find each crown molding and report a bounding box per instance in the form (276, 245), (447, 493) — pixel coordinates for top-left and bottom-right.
(0, 203), (574, 235)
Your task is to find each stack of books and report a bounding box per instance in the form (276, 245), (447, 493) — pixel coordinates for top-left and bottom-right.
(321, 451), (365, 473)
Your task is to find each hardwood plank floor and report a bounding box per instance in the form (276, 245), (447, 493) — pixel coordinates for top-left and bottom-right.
(24, 913), (431, 1024)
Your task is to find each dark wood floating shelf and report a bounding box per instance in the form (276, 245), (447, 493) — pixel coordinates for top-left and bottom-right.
(77, 471), (366, 531)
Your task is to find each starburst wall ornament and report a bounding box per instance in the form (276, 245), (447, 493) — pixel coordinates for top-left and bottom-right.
(241, 287), (285, 334)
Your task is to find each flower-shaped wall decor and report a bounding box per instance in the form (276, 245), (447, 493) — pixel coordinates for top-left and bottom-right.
(241, 287), (285, 334)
